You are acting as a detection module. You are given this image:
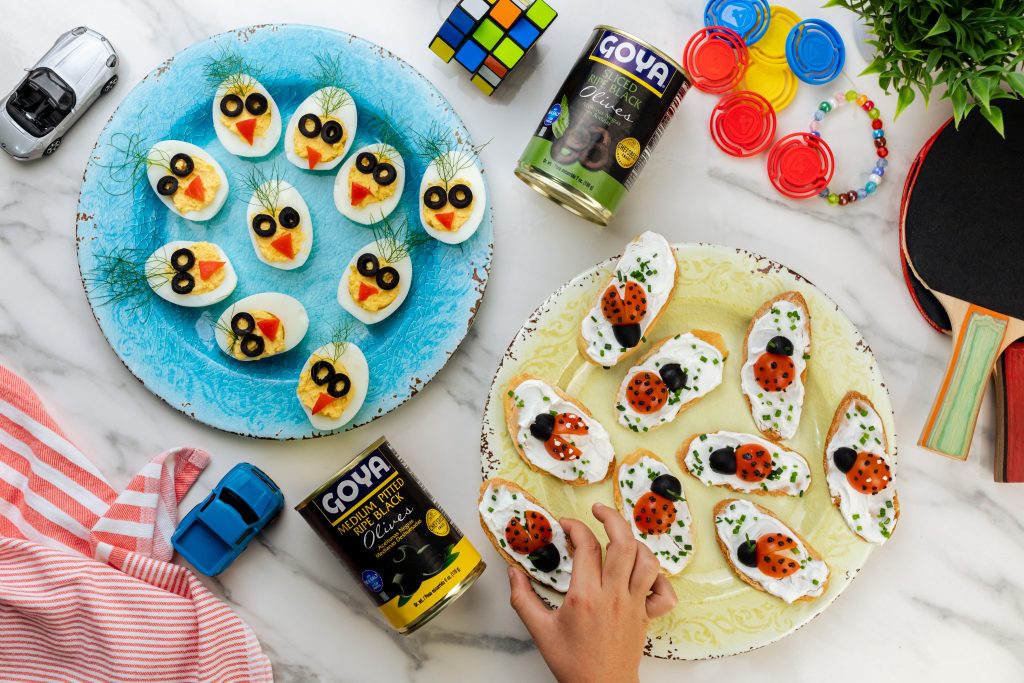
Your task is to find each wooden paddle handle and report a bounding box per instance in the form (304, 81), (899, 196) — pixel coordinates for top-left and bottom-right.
(995, 342), (1024, 482)
(919, 303), (1010, 459)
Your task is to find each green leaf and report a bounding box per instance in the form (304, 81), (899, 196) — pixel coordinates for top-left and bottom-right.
(861, 57), (886, 76)
(552, 95), (570, 139)
(895, 85), (917, 118)
(1008, 72), (1024, 98)
(950, 86), (969, 126)
(980, 104), (1005, 137)
(970, 76), (993, 111)
(925, 14), (951, 38)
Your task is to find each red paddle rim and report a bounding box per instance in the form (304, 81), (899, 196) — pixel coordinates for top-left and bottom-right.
(766, 132), (834, 199)
(710, 90), (777, 157)
(683, 26), (749, 93)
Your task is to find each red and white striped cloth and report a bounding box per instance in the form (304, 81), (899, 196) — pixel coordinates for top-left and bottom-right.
(0, 366), (273, 682)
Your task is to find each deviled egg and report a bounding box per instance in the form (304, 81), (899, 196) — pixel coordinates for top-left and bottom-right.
(337, 217), (418, 324)
(285, 87), (358, 171)
(144, 240), (237, 307)
(146, 141), (229, 221)
(296, 341), (369, 430)
(334, 143), (405, 225)
(214, 292), (308, 362)
(211, 70), (281, 157)
(418, 150), (486, 244)
(242, 170), (313, 270)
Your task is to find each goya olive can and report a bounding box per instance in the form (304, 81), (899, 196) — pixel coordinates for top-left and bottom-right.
(516, 26), (691, 226)
(296, 436), (484, 634)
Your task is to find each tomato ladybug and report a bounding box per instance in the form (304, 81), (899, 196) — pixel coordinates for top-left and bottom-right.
(709, 444), (773, 481)
(625, 372), (669, 414)
(504, 510), (553, 555)
(738, 533), (800, 578)
(632, 492), (676, 535)
(833, 446), (891, 494)
(601, 281), (647, 349)
(753, 335), (797, 392)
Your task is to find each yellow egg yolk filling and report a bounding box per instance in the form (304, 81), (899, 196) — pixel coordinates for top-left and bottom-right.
(294, 115), (346, 165)
(348, 159), (398, 208)
(230, 310), (285, 360)
(298, 356), (352, 419)
(422, 179), (474, 232)
(171, 157), (220, 214)
(172, 242), (226, 295)
(348, 260), (399, 312)
(219, 86), (272, 145)
(250, 208), (305, 262)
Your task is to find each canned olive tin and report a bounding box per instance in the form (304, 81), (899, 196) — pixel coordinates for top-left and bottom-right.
(515, 26), (691, 226)
(296, 436), (485, 634)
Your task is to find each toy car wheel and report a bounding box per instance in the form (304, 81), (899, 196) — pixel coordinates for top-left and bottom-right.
(101, 75), (118, 94)
(43, 137), (62, 156)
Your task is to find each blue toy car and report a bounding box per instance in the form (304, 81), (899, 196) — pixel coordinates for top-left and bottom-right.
(172, 463), (284, 576)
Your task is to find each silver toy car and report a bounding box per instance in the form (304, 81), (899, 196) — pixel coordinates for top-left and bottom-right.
(0, 26), (119, 160)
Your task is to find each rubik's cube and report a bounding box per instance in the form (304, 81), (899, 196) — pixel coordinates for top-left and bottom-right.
(429, 0), (557, 95)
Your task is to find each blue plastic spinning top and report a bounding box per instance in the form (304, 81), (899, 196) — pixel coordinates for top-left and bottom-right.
(704, 0), (770, 45)
(785, 18), (845, 84)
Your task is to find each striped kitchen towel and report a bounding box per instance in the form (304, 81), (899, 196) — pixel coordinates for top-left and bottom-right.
(0, 365), (273, 682)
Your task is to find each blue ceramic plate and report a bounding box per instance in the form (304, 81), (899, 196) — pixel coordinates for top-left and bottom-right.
(76, 25), (492, 439)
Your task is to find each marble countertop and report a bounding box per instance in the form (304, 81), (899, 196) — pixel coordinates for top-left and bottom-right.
(1, 1), (1022, 681)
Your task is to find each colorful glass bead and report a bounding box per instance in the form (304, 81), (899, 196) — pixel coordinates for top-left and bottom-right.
(828, 193), (840, 204)
(857, 189), (867, 200)
(834, 91), (846, 105)
(814, 110), (825, 121)
(845, 90), (857, 101)
(874, 137), (887, 148)
(868, 108), (880, 119)
(846, 191), (858, 202)
(868, 173), (882, 184)
(873, 166), (885, 177)
(819, 188), (831, 198)
(819, 101), (832, 112)
(838, 194), (849, 205)
(872, 129), (885, 139)
(861, 100), (874, 111)
(876, 146), (888, 158)
(877, 158), (888, 168)
(810, 120), (820, 132)
(871, 119), (883, 130)
(865, 181), (877, 193)
(856, 95), (868, 106)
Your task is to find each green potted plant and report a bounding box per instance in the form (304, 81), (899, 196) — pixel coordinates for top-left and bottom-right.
(827, 0), (1024, 135)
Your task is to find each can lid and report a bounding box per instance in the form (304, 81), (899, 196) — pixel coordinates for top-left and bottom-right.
(683, 27), (748, 93)
(749, 6), (801, 66)
(785, 19), (845, 85)
(710, 91), (776, 157)
(703, 0), (771, 44)
(741, 55), (797, 111)
(767, 132), (834, 199)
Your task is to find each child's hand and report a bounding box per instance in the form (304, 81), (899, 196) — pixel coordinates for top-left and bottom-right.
(508, 502), (677, 683)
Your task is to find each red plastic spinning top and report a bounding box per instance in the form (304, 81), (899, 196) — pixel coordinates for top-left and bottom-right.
(710, 91), (776, 157)
(683, 26), (748, 93)
(766, 133), (834, 199)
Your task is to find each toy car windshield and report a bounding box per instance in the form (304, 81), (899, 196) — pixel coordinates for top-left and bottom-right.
(6, 68), (76, 138)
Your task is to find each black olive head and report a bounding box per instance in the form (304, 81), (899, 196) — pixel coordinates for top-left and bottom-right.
(527, 543), (561, 573)
(650, 474), (682, 501)
(766, 335), (795, 356)
(833, 446), (858, 473)
(612, 323), (642, 349)
(737, 538), (758, 568)
(709, 446), (738, 475)
(658, 363), (688, 392)
(529, 413), (555, 442)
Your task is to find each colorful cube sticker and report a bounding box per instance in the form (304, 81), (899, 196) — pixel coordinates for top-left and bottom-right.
(429, 0), (557, 95)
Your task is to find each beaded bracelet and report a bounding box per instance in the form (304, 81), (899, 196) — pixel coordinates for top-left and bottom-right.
(810, 90), (889, 206)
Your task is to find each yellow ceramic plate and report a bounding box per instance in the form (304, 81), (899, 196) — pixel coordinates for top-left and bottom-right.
(479, 243), (896, 659)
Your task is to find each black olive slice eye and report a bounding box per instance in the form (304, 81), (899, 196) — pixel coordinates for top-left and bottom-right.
(310, 360), (335, 386)
(171, 271), (195, 294)
(251, 213), (277, 237)
(231, 312), (256, 336)
(219, 93), (243, 117)
(357, 253), (380, 277)
(766, 335), (795, 356)
(278, 206), (300, 229)
(157, 176), (178, 196)
(244, 92), (269, 116)
(240, 333), (265, 358)
(373, 162), (397, 186)
(423, 186), (446, 210)
(326, 373), (351, 398)
(170, 248), (195, 272)
(355, 152), (377, 174)
(376, 266), (400, 291)
(320, 120), (343, 145)
(169, 153), (194, 178)
(298, 113), (322, 138)
(447, 183), (473, 209)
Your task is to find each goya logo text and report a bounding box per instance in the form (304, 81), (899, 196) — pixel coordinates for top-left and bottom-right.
(316, 454), (395, 523)
(589, 30), (676, 96)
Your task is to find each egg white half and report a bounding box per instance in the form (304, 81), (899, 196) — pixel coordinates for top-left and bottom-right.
(478, 482), (573, 592)
(246, 180), (314, 270)
(418, 151), (486, 244)
(333, 143), (405, 225)
(284, 87), (358, 171)
(212, 76), (281, 158)
(337, 240), (412, 325)
(146, 140), (229, 222)
(145, 240), (237, 307)
(214, 292), (308, 361)
(296, 342), (369, 431)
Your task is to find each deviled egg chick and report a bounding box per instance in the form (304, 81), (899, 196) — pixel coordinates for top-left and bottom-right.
(296, 340), (369, 430)
(337, 216), (419, 324)
(144, 240), (237, 307)
(419, 150), (486, 244)
(210, 64), (281, 157)
(214, 292), (308, 362)
(285, 87), (358, 171)
(146, 141), (229, 221)
(242, 169), (313, 270)
(334, 143), (405, 224)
